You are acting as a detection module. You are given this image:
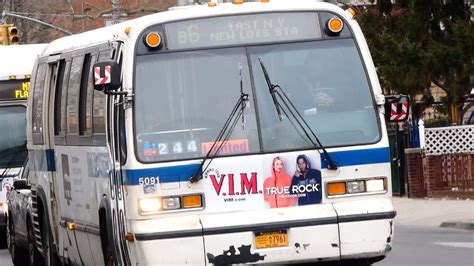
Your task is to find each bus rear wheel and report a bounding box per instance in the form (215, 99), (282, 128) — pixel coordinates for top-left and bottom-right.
(99, 209), (116, 266)
(41, 214), (60, 266)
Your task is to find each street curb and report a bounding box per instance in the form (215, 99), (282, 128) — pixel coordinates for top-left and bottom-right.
(440, 221), (474, 230)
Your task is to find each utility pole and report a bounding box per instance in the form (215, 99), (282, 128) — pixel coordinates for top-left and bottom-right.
(111, 0), (118, 24)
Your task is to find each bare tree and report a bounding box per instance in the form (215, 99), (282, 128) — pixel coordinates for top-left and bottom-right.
(1, 0), (177, 44)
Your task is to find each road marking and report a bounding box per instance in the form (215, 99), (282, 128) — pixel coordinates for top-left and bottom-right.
(433, 242), (474, 249)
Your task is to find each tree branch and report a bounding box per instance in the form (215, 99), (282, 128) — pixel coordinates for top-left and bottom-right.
(432, 80), (449, 94)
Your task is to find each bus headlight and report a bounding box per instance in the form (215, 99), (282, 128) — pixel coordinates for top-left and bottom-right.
(138, 194), (204, 215)
(366, 178), (385, 192)
(138, 197), (161, 214)
(327, 177), (386, 197)
(162, 197), (181, 210)
(346, 180), (365, 194)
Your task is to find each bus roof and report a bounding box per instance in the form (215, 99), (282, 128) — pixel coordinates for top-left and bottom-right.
(42, 1), (345, 55)
(0, 44), (48, 80)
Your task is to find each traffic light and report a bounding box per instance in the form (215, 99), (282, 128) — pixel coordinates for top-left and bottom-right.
(8, 25), (18, 45)
(0, 24), (19, 45)
(0, 25), (7, 45)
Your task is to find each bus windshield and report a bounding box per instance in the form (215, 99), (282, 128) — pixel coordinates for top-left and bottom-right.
(0, 105), (27, 169)
(134, 38), (380, 162)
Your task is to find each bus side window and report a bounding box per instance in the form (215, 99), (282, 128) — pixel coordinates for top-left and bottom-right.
(92, 49), (111, 146)
(66, 56), (84, 145)
(79, 53), (97, 141)
(54, 59), (68, 139)
(58, 59), (71, 143)
(32, 63), (48, 145)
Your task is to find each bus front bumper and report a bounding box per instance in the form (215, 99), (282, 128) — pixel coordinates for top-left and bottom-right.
(131, 198), (395, 265)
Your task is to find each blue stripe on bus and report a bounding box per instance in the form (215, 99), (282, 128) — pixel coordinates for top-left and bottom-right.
(320, 147), (390, 168)
(124, 164), (201, 185)
(46, 149), (56, 172)
(29, 149), (56, 172)
(125, 147), (390, 185)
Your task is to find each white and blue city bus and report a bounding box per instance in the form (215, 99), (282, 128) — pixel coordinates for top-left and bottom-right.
(27, 1), (407, 265)
(0, 44), (47, 180)
(0, 43), (47, 248)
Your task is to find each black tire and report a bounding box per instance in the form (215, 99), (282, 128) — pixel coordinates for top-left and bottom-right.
(9, 218), (28, 265)
(6, 216), (12, 253)
(27, 219), (44, 266)
(41, 214), (60, 266)
(104, 245), (114, 266)
(41, 214), (53, 266)
(0, 227), (7, 249)
(100, 210), (116, 266)
(339, 259), (372, 266)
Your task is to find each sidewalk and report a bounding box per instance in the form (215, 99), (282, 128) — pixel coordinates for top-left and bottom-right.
(392, 196), (474, 229)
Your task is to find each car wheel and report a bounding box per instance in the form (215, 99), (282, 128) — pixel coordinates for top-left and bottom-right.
(9, 218), (28, 265)
(6, 217), (12, 252)
(0, 225), (7, 249)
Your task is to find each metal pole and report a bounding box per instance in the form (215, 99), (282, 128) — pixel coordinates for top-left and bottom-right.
(111, 0), (118, 24)
(3, 11), (72, 35)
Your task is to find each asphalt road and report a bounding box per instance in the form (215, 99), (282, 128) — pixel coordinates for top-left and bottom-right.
(0, 225), (472, 265)
(0, 248), (11, 266)
(377, 224), (474, 266)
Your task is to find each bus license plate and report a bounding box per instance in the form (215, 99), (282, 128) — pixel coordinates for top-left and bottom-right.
(255, 230), (288, 249)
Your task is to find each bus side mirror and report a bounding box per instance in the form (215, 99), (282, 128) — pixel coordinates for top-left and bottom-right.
(93, 60), (121, 93)
(384, 95), (409, 122)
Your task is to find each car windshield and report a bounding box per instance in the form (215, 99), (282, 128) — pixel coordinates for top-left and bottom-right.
(0, 105), (27, 168)
(134, 39), (380, 162)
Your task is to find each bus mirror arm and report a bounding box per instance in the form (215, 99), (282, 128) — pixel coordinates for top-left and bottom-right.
(104, 91), (127, 96)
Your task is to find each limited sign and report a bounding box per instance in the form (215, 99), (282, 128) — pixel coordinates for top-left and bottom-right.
(166, 12), (321, 50)
(0, 79), (30, 101)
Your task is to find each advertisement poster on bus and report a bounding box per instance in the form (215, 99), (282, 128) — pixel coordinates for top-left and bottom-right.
(203, 153), (322, 212)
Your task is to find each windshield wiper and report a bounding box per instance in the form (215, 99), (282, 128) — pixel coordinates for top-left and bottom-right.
(257, 58), (338, 170)
(258, 58), (283, 121)
(189, 64), (249, 183)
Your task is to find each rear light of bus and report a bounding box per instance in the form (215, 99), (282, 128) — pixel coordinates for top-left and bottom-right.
(138, 194), (203, 215)
(327, 178), (386, 197)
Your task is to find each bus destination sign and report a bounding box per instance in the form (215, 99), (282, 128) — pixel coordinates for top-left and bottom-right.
(166, 13), (321, 50)
(0, 79), (30, 101)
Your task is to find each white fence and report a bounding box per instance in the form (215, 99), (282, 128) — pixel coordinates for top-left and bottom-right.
(421, 123), (474, 155)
